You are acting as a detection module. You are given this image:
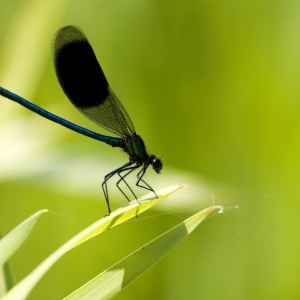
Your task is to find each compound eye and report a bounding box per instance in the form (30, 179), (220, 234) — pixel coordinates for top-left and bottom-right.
(150, 155), (163, 173)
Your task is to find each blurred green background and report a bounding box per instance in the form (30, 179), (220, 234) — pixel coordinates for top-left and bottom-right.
(1, 0), (300, 299)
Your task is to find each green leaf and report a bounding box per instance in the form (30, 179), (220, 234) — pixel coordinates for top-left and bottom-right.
(0, 210), (48, 297)
(64, 205), (223, 300)
(0, 210), (48, 268)
(2, 185), (183, 300)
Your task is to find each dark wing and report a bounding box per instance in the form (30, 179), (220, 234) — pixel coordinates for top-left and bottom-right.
(53, 25), (135, 137)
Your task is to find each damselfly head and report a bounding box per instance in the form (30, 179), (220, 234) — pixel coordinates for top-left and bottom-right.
(149, 155), (163, 173)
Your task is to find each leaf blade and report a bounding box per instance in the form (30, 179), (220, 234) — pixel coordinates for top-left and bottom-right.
(2, 185), (183, 300)
(64, 205), (222, 300)
(0, 210), (48, 268)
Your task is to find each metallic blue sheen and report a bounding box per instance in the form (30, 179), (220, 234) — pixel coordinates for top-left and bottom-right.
(0, 87), (123, 148)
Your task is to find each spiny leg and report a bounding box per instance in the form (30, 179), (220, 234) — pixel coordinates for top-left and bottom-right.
(116, 164), (141, 202)
(136, 165), (158, 198)
(102, 160), (134, 214)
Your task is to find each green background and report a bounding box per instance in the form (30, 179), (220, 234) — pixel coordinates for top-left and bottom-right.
(1, 0), (300, 299)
